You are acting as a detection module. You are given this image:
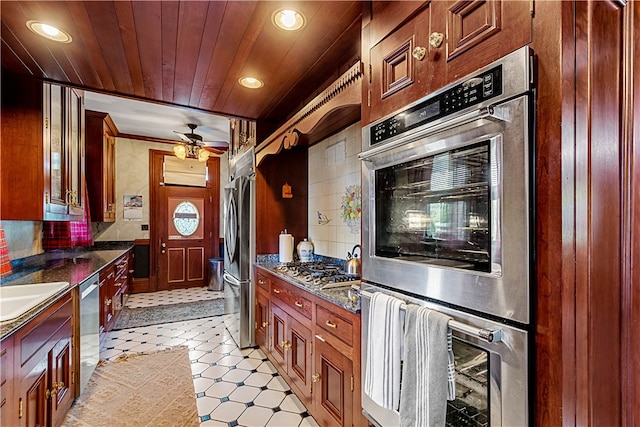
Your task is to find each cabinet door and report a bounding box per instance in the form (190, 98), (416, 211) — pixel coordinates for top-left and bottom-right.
(1, 337), (16, 427)
(430, 0), (532, 88)
(105, 135), (116, 220)
(270, 302), (287, 369)
(19, 364), (48, 427)
(66, 88), (84, 218)
(49, 323), (74, 427)
(255, 290), (270, 350)
(368, 4), (433, 124)
(287, 316), (312, 401)
(313, 339), (354, 427)
(44, 84), (68, 219)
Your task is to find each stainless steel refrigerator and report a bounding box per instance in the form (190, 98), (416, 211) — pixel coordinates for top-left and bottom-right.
(223, 147), (256, 348)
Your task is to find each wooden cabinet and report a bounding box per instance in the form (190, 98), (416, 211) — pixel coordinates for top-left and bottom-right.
(269, 283), (313, 403)
(255, 273), (271, 349)
(255, 268), (364, 426)
(312, 302), (357, 427)
(363, 0), (532, 124)
(13, 293), (74, 427)
(1, 73), (85, 221)
(313, 338), (354, 427)
(85, 110), (118, 222)
(99, 251), (132, 336)
(42, 82), (85, 221)
(367, 3), (434, 124)
(99, 263), (116, 335)
(0, 335), (16, 427)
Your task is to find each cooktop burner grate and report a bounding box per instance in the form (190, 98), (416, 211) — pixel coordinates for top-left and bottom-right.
(272, 261), (360, 285)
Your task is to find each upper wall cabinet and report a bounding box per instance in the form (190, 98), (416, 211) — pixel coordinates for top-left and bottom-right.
(1, 73), (85, 221)
(362, 0), (532, 124)
(85, 110), (118, 222)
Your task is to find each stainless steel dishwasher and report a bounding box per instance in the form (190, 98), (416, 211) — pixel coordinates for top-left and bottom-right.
(79, 273), (100, 393)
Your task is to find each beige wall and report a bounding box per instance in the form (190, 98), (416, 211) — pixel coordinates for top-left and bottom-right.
(307, 123), (361, 260)
(93, 136), (228, 241)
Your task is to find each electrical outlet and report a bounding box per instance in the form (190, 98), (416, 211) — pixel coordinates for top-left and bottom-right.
(141, 224), (149, 231)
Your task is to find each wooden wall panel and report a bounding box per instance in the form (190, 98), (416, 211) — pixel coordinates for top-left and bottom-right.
(255, 147), (308, 255)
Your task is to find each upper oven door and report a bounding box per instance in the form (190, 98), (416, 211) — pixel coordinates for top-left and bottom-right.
(360, 94), (532, 324)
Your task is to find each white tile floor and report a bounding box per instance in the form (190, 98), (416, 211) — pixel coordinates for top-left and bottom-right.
(101, 287), (319, 427)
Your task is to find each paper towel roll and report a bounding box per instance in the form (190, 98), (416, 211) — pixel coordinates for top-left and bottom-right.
(279, 232), (294, 263)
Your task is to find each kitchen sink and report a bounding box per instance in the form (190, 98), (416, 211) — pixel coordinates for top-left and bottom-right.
(0, 282), (70, 322)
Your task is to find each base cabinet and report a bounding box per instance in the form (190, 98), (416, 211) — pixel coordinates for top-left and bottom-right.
(12, 293), (74, 427)
(270, 302), (313, 402)
(313, 339), (354, 427)
(255, 268), (363, 427)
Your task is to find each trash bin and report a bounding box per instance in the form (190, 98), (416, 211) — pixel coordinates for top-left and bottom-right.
(208, 257), (224, 291)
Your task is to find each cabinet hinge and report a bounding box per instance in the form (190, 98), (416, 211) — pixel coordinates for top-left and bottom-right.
(368, 63), (372, 83)
(72, 371), (75, 385)
(45, 117), (49, 129)
(18, 398), (23, 419)
(350, 375), (354, 391)
(209, 196), (213, 203)
(367, 90), (371, 107)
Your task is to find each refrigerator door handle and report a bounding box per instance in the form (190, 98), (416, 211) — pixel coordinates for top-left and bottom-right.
(223, 272), (241, 286)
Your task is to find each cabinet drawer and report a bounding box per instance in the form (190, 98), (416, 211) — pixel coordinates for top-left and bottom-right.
(256, 273), (270, 291)
(270, 283), (312, 320)
(18, 294), (72, 369)
(316, 305), (353, 346)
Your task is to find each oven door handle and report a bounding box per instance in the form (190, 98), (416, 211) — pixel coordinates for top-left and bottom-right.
(359, 105), (512, 161)
(360, 290), (504, 344)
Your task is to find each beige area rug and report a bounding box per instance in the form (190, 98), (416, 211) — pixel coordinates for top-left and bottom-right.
(63, 346), (198, 427)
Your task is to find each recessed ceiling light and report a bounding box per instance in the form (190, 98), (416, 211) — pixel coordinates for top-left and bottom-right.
(272, 9), (305, 31)
(26, 20), (72, 43)
(239, 77), (264, 89)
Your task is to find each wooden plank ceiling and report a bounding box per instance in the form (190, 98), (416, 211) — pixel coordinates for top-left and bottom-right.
(0, 1), (362, 126)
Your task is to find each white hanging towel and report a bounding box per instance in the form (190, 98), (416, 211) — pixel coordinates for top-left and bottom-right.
(400, 304), (455, 427)
(364, 292), (404, 410)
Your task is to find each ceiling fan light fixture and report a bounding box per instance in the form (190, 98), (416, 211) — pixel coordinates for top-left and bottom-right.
(173, 144), (187, 160)
(239, 76), (264, 89)
(26, 20), (72, 43)
(197, 148), (210, 162)
(272, 9), (305, 31)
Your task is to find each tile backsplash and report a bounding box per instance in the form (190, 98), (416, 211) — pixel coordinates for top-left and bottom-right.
(307, 123), (361, 260)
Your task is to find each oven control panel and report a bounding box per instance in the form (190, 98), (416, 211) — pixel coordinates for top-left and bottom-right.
(370, 65), (503, 144)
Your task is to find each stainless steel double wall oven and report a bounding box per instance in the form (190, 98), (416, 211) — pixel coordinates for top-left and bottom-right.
(360, 47), (535, 426)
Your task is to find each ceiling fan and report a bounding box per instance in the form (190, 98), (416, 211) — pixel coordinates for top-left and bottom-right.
(173, 123), (229, 150)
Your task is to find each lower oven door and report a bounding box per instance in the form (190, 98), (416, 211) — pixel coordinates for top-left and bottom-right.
(360, 283), (530, 427)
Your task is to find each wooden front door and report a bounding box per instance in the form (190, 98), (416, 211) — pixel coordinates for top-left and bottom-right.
(158, 187), (210, 290)
(150, 150), (220, 291)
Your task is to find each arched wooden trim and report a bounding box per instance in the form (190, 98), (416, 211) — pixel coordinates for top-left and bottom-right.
(256, 61), (363, 166)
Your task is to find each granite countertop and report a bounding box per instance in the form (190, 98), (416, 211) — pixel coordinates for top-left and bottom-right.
(255, 255), (361, 314)
(0, 242), (134, 339)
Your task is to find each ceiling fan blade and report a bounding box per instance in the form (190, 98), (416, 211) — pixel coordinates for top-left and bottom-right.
(203, 141), (230, 149)
(203, 146), (228, 154)
(173, 131), (191, 142)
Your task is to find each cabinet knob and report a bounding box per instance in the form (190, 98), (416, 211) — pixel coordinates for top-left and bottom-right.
(262, 321), (270, 328)
(312, 373), (321, 383)
(412, 46), (427, 61)
(281, 340), (292, 351)
(429, 32), (444, 49)
(273, 288), (281, 294)
(294, 301), (303, 308)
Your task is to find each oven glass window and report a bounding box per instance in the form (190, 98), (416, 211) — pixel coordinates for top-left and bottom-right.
(448, 340), (489, 426)
(375, 141), (492, 272)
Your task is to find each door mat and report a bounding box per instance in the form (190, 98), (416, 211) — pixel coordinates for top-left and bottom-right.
(64, 346), (198, 427)
(112, 298), (224, 330)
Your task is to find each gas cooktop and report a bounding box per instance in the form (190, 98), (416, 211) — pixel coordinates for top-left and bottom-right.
(271, 261), (360, 289)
